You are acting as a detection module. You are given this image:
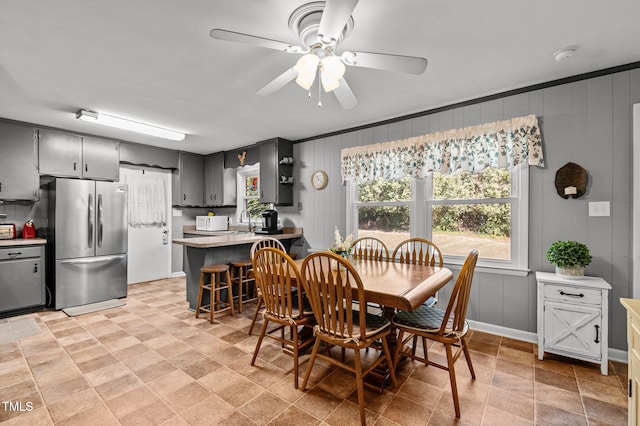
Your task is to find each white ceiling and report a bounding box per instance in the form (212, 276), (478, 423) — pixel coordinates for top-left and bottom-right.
(1, 0), (639, 155)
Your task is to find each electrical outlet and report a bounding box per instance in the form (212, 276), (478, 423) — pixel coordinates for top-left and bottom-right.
(298, 202), (303, 210)
(588, 201), (610, 217)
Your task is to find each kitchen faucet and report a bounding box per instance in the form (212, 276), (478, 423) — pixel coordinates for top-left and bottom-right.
(240, 210), (255, 232)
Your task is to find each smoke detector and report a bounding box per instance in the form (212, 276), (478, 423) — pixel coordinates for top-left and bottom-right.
(554, 47), (577, 62)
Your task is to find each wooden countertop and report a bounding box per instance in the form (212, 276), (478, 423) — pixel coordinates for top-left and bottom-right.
(173, 228), (303, 248)
(0, 238), (47, 247)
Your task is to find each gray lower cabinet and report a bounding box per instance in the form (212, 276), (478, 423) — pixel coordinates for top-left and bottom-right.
(259, 138), (293, 206)
(0, 122), (39, 201)
(38, 130), (120, 180)
(0, 245), (45, 314)
(173, 152), (204, 206)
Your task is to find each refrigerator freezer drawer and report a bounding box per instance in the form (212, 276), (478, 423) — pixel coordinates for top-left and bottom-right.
(54, 254), (127, 309)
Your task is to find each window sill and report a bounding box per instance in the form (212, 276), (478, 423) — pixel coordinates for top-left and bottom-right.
(444, 261), (530, 277)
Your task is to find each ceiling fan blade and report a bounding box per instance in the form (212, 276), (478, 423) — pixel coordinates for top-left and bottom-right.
(210, 29), (307, 53)
(256, 67), (298, 96)
(341, 51), (428, 75)
(317, 0), (359, 45)
(333, 78), (357, 110)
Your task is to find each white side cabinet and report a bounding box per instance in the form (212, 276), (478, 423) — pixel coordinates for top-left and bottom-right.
(536, 272), (611, 375)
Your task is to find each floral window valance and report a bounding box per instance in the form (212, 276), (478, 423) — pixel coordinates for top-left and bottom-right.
(341, 114), (544, 183)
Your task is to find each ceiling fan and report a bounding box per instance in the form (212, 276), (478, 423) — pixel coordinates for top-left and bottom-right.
(210, 0), (428, 110)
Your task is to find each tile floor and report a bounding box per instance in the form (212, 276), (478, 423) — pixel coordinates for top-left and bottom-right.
(0, 277), (629, 425)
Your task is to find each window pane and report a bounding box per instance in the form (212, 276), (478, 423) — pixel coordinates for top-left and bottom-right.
(433, 168), (511, 200)
(357, 206), (410, 249)
(431, 203), (511, 260)
(245, 176), (259, 196)
(357, 178), (411, 202)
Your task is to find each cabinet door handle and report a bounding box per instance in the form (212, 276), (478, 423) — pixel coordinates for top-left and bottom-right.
(183, 194), (186, 201)
(74, 162), (77, 171)
(85, 164), (88, 172)
(559, 290), (584, 298)
(594, 324), (600, 343)
(33, 263), (38, 273)
(630, 379), (633, 398)
(0, 181), (2, 192)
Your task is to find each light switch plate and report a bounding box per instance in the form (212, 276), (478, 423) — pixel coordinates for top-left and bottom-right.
(588, 201), (610, 217)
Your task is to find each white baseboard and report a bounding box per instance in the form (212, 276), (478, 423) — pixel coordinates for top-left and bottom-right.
(170, 271), (186, 278)
(467, 320), (628, 364)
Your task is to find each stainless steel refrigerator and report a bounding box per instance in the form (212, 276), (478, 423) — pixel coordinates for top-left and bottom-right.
(48, 178), (127, 309)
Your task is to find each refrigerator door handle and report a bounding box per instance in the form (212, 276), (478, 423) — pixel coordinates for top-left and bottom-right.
(88, 192), (94, 249)
(97, 193), (103, 248)
(60, 255), (126, 265)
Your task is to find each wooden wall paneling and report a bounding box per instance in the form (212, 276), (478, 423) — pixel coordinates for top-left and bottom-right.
(610, 72), (633, 349)
(453, 107), (464, 129)
(528, 90), (545, 272)
(387, 121), (403, 142)
(410, 114), (430, 137)
(462, 104), (481, 127)
(540, 85), (575, 259)
(477, 273), (503, 325)
(430, 109), (454, 133)
(502, 274), (533, 332)
(480, 98), (504, 124)
(327, 133), (344, 242)
(503, 93), (531, 120)
(585, 76), (614, 281)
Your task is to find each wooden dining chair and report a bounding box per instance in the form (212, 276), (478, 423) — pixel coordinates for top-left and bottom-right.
(350, 236), (389, 262)
(300, 251), (398, 425)
(248, 237), (287, 334)
(392, 249), (478, 419)
(392, 238), (443, 307)
(250, 247), (315, 388)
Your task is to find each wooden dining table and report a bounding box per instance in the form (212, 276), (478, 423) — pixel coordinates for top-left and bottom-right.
(294, 257), (454, 389)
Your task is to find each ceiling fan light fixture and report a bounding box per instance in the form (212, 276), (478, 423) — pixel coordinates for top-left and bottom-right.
(320, 55), (345, 79)
(294, 53), (320, 90)
(320, 72), (340, 92)
(75, 109), (186, 141)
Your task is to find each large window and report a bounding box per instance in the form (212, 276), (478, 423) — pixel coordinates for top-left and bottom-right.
(348, 164), (528, 274)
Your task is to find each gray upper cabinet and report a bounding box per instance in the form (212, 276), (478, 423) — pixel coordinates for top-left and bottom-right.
(79, 137), (120, 181)
(259, 138), (293, 206)
(37, 130), (82, 177)
(37, 130), (119, 180)
(173, 152), (204, 206)
(204, 153), (237, 207)
(0, 122), (39, 201)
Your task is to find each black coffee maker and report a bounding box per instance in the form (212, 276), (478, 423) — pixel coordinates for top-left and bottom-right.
(255, 209), (283, 235)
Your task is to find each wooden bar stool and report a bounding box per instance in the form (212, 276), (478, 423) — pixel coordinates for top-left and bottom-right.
(196, 264), (233, 323)
(230, 259), (255, 313)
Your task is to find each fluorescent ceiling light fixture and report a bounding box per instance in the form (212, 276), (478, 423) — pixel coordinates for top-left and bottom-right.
(75, 110), (186, 141)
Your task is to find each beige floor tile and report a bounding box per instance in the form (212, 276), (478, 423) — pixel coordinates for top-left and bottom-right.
(381, 395), (431, 426)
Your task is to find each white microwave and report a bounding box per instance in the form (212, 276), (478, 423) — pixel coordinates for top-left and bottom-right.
(196, 216), (228, 231)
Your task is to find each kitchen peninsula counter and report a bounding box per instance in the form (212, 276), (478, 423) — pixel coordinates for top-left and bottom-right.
(173, 228), (303, 310)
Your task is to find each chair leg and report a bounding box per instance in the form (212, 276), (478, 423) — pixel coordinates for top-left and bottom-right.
(251, 319), (269, 366)
(248, 295), (263, 335)
(445, 343), (461, 418)
(226, 270), (234, 315)
(354, 348), (366, 425)
(380, 335), (398, 389)
(461, 337), (476, 379)
(394, 329), (405, 368)
(210, 272), (216, 323)
(301, 337), (322, 391)
(196, 272), (205, 319)
(422, 337), (429, 362)
(292, 325), (300, 389)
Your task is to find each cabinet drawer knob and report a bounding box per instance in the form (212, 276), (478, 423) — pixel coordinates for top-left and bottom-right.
(559, 290), (584, 298)
(33, 263), (38, 273)
(7, 252), (22, 257)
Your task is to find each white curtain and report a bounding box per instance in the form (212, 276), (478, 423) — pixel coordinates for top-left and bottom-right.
(125, 174), (167, 226)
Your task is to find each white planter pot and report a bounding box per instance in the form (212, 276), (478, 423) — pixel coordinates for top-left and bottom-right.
(555, 265), (585, 279)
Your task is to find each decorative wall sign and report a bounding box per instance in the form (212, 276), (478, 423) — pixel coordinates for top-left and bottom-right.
(554, 162), (587, 199)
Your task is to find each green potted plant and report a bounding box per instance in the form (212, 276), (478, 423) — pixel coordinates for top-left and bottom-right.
(546, 240), (592, 279)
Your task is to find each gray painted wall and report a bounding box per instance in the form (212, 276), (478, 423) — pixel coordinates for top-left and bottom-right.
(276, 69), (640, 351)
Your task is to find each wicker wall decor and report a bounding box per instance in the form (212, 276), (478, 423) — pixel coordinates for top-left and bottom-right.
(554, 162), (587, 199)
